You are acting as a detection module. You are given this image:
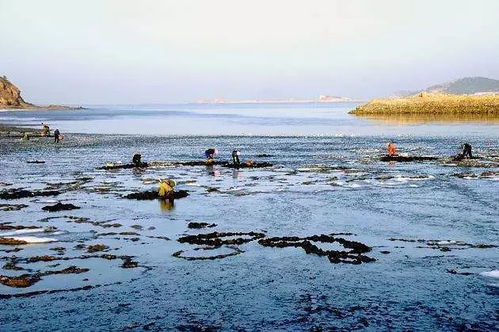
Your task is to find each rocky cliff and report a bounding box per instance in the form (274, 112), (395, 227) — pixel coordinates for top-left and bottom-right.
(0, 77), (34, 108)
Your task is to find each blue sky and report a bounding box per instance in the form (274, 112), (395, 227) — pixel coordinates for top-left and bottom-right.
(1, 0), (498, 104)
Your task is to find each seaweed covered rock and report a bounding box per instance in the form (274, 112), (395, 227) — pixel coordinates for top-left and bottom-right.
(0, 188), (61, 200)
(258, 234), (375, 264)
(0, 237), (29, 245)
(53, 266), (90, 274)
(176, 161), (228, 166)
(87, 244), (109, 253)
(42, 203), (80, 212)
(178, 231), (265, 247)
(172, 246), (243, 261)
(121, 256), (139, 268)
(0, 274), (41, 288)
(98, 163), (149, 170)
(223, 162), (273, 169)
(380, 155), (439, 162)
(187, 222), (217, 229)
(124, 190), (189, 200)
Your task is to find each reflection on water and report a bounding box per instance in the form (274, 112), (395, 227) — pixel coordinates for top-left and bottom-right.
(357, 113), (499, 124)
(159, 198), (175, 211)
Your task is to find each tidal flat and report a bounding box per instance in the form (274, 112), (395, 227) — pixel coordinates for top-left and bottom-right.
(0, 104), (498, 330)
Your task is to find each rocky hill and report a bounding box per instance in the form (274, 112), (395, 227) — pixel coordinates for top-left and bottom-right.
(0, 77), (34, 108)
(426, 77), (499, 94)
(396, 77), (499, 97)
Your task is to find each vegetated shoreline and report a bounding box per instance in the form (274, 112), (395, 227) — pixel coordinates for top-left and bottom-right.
(350, 93), (499, 115)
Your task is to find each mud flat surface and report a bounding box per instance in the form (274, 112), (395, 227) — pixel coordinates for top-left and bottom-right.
(0, 134), (498, 331)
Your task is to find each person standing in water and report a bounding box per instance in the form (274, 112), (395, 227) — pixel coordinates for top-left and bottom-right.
(387, 142), (397, 156)
(53, 129), (61, 143)
(232, 150), (241, 166)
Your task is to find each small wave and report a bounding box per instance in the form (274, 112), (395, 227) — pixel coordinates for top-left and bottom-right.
(0, 229), (42, 237)
(480, 270), (499, 279)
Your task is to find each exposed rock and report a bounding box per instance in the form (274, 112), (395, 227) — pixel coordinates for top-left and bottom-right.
(0, 237), (28, 245)
(87, 244), (109, 253)
(121, 256), (138, 268)
(187, 222), (217, 229)
(0, 274), (41, 288)
(379, 155), (439, 162)
(178, 231), (265, 247)
(52, 266), (89, 274)
(0, 77), (33, 108)
(222, 162), (273, 169)
(0, 188), (61, 200)
(0, 203), (29, 211)
(0, 223), (39, 231)
(27, 255), (57, 262)
(124, 190), (189, 200)
(258, 234), (375, 264)
(42, 203), (80, 212)
(172, 246), (243, 261)
(98, 163), (149, 170)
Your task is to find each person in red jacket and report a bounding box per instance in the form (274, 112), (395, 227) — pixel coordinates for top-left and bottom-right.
(387, 142), (397, 156)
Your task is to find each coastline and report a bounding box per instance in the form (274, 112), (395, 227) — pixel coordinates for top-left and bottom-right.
(0, 105), (85, 111)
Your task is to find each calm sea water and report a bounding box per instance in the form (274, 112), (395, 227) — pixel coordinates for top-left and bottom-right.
(0, 104), (498, 331)
(1, 102), (498, 137)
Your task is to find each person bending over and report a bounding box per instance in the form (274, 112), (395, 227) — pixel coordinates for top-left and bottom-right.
(204, 148), (218, 164)
(387, 142), (397, 156)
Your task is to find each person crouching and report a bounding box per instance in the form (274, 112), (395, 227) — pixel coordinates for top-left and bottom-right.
(158, 179), (176, 199)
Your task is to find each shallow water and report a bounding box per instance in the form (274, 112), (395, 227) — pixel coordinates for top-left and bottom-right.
(1, 102), (499, 137)
(0, 105), (498, 331)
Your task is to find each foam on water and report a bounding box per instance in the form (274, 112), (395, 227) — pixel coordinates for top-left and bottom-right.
(480, 270), (499, 279)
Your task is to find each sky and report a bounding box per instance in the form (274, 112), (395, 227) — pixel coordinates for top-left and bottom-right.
(1, 0), (498, 104)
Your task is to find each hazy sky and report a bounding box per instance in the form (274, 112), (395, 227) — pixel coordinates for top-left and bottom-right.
(1, 0), (498, 104)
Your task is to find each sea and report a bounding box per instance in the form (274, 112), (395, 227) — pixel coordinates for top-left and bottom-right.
(0, 103), (497, 331)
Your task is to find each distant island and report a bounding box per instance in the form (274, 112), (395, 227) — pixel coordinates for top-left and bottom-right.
(197, 95), (356, 104)
(0, 76), (83, 110)
(351, 77), (499, 116)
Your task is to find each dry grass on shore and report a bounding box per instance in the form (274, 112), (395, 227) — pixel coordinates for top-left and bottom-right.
(350, 93), (499, 115)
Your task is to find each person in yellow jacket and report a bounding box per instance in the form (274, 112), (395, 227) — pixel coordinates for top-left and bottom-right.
(158, 179), (176, 199)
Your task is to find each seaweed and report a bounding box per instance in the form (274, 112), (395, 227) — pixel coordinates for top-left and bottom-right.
(178, 231), (266, 247)
(172, 246), (243, 261)
(0, 188), (61, 200)
(379, 155), (439, 162)
(0, 237), (28, 245)
(124, 190), (189, 200)
(87, 244), (109, 253)
(258, 234), (375, 264)
(98, 163), (149, 170)
(223, 162), (273, 169)
(42, 203), (80, 212)
(0, 203), (28, 211)
(187, 222), (217, 229)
